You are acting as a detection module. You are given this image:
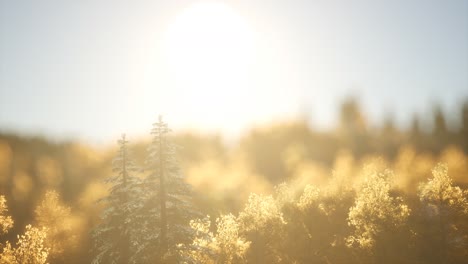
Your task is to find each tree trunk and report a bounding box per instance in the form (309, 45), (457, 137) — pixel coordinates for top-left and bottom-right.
(121, 136), (130, 264)
(159, 128), (168, 258)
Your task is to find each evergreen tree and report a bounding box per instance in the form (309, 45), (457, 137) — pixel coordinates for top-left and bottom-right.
(433, 105), (447, 137)
(140, 116), (199, 263)
(460, 101), (468, 151)
(432, 105), (449, 151)
(338, 97), (369, 156)
(92, 134), (142, 264)
(380, 113), (399, 157)
(409, 113), (423, 151)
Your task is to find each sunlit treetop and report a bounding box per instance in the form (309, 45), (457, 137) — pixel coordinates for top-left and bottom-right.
(297, 184), (320, 211)
(418, 163), (468, 215)
(0, 195), (13, 235)
(180, 214), (250, 264)
(347, 168), (410, 249)
(238, 193), (286, 233)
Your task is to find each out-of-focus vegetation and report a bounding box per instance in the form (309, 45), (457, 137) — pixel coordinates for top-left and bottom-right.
(0, 99), (467, 263)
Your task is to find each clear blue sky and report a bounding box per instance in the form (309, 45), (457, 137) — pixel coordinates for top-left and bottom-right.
(1, 0), (467, 143)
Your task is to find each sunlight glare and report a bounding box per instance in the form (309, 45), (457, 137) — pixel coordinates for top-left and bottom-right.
(164, 2), (255, 129)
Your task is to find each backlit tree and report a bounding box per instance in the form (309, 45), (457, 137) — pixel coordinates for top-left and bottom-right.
(35, 190), (79, 262)
(347, 168), (410, 262)
(139, 116), (199, 262)
(0, 196), (49, 264)
(92, 134), (142, 264)
(180, 214), (250, 264)
(238, 193), (286, 263)
(418, 163), (468, 263)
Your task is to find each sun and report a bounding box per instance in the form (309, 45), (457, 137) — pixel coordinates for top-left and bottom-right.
(163, 2), (255, 128)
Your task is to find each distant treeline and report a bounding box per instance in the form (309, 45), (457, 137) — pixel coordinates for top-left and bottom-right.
(235, 97), (468, 184)
(0, 98), (467, 263)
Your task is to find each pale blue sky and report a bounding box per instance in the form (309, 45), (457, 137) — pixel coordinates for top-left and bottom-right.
(1, 0), (467, 142)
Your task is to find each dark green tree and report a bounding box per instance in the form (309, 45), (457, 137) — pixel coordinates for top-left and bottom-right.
(92, 134), (142, 264)
(139, 116), (199, 263)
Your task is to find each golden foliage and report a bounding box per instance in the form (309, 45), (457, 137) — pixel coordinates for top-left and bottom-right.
(238, 193), (286, 233)
(0, 196), (13, 235)
(347, 168), (410, 249)
(181, 214), (250, 264)
(35, 190), (81, 261)
(0, 195), (49, 264)
(297, 185), (320, 210)
(4, 225), (49, 264)
(419, 163), (468, 215)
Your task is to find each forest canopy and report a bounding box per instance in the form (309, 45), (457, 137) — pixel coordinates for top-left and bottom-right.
(0, 100), (467, 263)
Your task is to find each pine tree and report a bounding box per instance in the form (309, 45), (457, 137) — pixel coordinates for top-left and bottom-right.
(140, 116), (199, 263)
(92, 134), (142, 264)
(409, 113), (423, 151)
(460, 101), (468, 151)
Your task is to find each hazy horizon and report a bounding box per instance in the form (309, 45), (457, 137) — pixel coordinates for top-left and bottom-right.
(1, 0), (467, 143)
(1, 2), (468, 262)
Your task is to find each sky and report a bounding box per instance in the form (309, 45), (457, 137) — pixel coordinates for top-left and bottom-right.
(1, 0), (467, 143)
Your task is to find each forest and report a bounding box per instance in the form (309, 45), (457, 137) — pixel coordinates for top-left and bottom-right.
(0, 98), (467, 264)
